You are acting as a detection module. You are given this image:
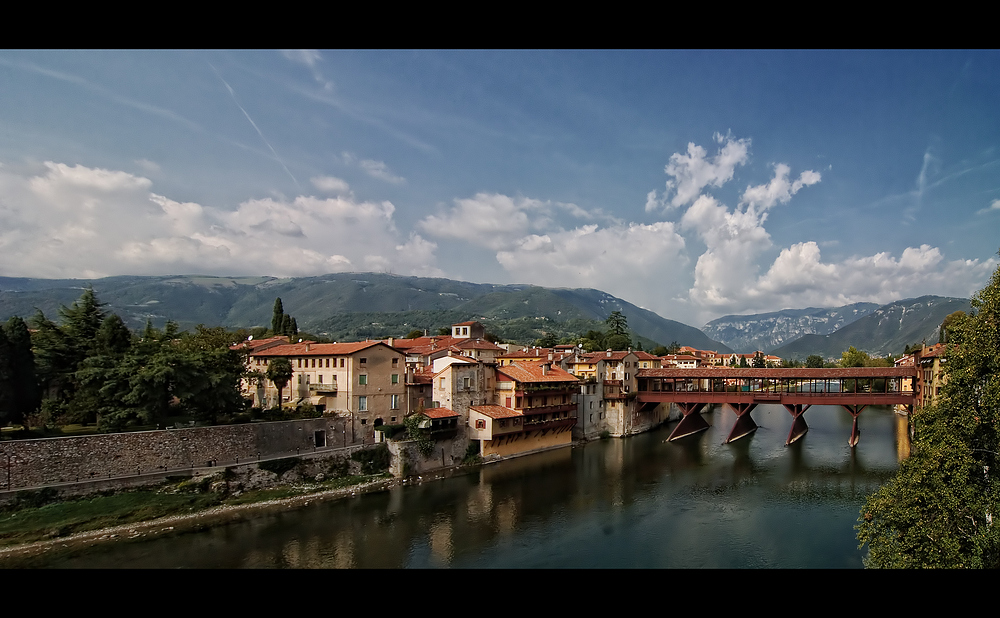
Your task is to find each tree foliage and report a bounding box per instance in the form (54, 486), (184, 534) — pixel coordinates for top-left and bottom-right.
(266, 357), (293, 409)
(606, 311), (628, 336)
(858, 257), (1000, 568)
(805, 354), (825, 368)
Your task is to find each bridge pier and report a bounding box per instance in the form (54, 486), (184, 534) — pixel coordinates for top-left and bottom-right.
(783, 404), (811, 445)
(842, 404), (867, 447)
(668, 403), (709, 441)
(725, 402), (758, 443)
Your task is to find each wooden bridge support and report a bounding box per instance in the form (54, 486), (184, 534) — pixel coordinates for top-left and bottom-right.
(725, 403), (758, 444)
(668, 402), (709, 441)
(783, 404), (811, 446)
(842, 404), (867, 447)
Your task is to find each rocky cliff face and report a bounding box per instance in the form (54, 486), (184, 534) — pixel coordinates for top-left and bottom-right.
(701, 303), (880, 353)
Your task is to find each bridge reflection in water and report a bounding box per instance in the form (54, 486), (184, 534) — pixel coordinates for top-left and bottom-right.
(636, 367), (918, 447)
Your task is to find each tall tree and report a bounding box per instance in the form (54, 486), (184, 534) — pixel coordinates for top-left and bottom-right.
(271, 298), (284, 334)
(857, 256), (1000, 568)
(3, 316), (40, 425)
(606, 311), (628, 336)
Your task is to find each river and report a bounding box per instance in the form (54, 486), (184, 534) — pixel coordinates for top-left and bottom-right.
(11, 403), (908, 568)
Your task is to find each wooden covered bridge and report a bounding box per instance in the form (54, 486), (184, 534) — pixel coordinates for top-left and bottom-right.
(635, 367), (918, 447)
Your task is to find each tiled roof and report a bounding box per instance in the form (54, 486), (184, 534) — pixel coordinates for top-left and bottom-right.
(470, 405), (523, 419)
(252, 341), (389, 357)
(423, 407), (459, 419)
(637, 367), (917, 379)
(453, 321), (480, 327)
(455, 338), (505, 351)
(230, 335), (291, 351)
(497, 360), (579, 384)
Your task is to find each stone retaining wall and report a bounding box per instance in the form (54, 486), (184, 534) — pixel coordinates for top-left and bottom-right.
(0, 417), (380, 491)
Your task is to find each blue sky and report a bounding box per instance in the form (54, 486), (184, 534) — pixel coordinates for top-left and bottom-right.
(1, 50), (997, 326)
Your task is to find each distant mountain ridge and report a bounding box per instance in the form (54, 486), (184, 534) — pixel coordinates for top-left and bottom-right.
(702, 302), (880, 353)
(0, 273), (730, 351)
(769, 295), (971, 360)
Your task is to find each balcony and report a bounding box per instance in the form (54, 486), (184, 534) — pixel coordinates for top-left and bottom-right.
(308, 381), (337, 393)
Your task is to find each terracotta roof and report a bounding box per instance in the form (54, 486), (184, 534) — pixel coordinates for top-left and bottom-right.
(632, 351), (660, 360)
(497, 360), (579, 384)
(252, 341), (391, 357)
(422, 407), (459, 419)
(455, 338), (505, 351)
(231, 335), (291, 351)
(470, 405), (523, 419)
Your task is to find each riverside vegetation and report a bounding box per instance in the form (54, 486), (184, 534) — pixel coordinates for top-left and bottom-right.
(856, 254), (1000, 568)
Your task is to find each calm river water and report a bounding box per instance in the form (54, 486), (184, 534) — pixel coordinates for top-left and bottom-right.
(16, 404), (908, 568)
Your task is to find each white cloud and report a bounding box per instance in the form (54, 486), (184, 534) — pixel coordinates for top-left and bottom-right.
(0, 161), (439, 279)
(495, 221), (689, 312)
(281, 49), (334, 91)
(693, 241), (996, 320)
(359, 159), (405, 184)
(976, 198), (1000, 215)
(310, 175), (350, 195)
(661, 134), (750, 209)
(740, 163), (821, 210)
(418, 192), (604, 250)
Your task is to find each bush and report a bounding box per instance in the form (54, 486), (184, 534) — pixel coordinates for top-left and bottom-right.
(258, 457), (301, 477)
(599, 430), (611, 440)
(351, 445), (389, 475)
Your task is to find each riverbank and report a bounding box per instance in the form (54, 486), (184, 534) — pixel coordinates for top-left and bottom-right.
(0, 473), (407, 564)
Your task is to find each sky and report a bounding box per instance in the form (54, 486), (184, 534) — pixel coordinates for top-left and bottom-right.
(0, 50), (998, 327)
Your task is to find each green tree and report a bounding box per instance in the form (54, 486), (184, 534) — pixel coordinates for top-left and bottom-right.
(857, 256), (1000, 568)
(939, 310), (967, 344)
(751, 351), (766, 368)
(2, 317), (40, 425)
(805, 354), (825, 368)
(266, 357), (293, 410)
(840, 346), (869, 368)
(405, 329), (424, 339)
(271, 298), (284, 334)
(606, 311), (628, 336)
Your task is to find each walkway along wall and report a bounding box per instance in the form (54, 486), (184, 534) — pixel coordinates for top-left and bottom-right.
(0, 417), (381, 492)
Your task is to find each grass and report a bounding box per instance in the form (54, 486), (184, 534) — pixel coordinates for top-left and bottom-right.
(0, 473), (389, 548)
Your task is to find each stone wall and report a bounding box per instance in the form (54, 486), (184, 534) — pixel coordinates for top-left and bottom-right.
(387, 434), (468, 478)
(0, 416), (381, 492)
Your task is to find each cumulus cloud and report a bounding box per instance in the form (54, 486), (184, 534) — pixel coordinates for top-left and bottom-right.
(0, 161), (439, 279)
(660, 133), (750, 210)
(495, 221), (689, 311)
(740, 163), (821, 210)
(694, 241), (997, 320)
(418, 192), (608, 251)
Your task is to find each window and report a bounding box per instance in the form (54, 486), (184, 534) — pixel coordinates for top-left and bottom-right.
(391, 394), (399, 410)
(358, 396), (367, 411)
(463, 377), (471, 389)
(476, 419), (486, 429)
(319, 375), (323, 383)
(312, 359), (316, 368)
(440, 377), (445, 388)
(340, 358), (345, 368)
(360, 357), (367, 365)
(359, 375), (367, 385)
(326, 359), (330, 367)
(391, 374), (399, 384)
(392, 358), (398, 368)
(361, 419), (367, 425)
(506, 397), (512, 407)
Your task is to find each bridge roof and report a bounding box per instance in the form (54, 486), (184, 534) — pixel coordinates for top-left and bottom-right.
(636, 367), (917, 379)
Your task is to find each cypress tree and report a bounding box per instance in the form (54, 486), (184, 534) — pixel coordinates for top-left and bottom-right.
(4, 316), (40, 424)
(272, 298), (284, 335)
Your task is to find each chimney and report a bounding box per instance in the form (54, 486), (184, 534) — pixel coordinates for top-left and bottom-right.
(606, 349), (612, 357)
(548, 352), (554, 362)
(542, 363), (550, 375)
(305, 343), (311, 352)
(388, 337), (394, 347)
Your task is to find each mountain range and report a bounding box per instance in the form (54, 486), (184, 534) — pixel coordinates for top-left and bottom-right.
(0, 273), (967, 359)
(0, 273), (729, 352)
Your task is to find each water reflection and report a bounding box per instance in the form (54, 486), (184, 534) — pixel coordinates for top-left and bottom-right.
(11, 405), (906, 568)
